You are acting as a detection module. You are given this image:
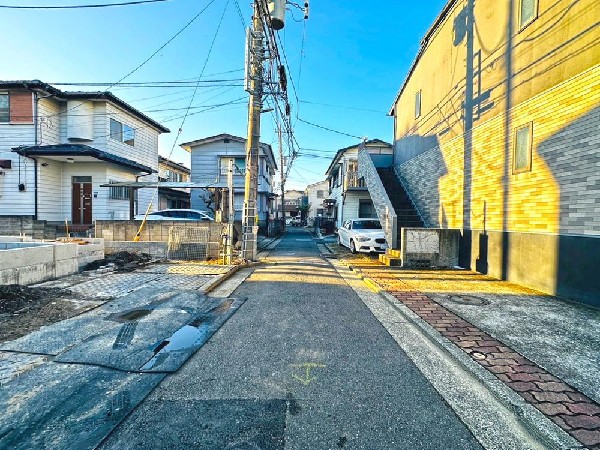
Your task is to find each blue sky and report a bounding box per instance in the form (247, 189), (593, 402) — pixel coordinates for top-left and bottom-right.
(0, 0), (448, 189)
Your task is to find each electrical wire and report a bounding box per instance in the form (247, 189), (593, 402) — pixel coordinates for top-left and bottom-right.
(0, 0), (169, 9)
(43, 0), (219, 123)
(297, 117), (363, 140)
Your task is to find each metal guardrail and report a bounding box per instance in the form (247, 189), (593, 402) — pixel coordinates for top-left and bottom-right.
(357, 150), (398, 248)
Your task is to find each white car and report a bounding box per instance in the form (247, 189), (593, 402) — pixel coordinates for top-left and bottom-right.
(134, 209), (214, 221)
(337, 218), (388, 253)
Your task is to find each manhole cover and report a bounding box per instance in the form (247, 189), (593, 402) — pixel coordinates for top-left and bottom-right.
(447, 295), (490, 306)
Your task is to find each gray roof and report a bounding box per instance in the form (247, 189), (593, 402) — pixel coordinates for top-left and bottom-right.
(0, 80), (170, 133)
(180, 133), (277, 171)
(13, 144), (156, 174)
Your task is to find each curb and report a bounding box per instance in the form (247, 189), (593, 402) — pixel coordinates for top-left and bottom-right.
(201, 265), (242, 294)
(338, 258), (582, 450)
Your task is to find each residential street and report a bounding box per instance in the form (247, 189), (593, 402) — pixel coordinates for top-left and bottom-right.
(100, 227), (482, 449)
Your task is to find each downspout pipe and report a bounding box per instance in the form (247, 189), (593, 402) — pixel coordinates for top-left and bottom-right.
(32, 91), (39, 220)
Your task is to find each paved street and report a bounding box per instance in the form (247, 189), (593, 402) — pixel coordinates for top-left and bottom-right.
(101, 228), (482, 449)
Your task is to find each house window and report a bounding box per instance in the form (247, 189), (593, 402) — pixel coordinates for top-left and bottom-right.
(0, 94), (9, 122)
(415, 90), (422, 119)
(519, 0), (538, 29)
(110, 118), (135, 146)
(166, 170), (183, 182)
(359, 200), (377, 218)
(513, 122), (533, 173)
(108, 180), (130, 200)
(220, 157), (246, 175)
(316, 190), (324, 199)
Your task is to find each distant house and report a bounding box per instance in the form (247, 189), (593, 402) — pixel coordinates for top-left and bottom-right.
(158, 156), (190, 210)
(324, 139), (393, 228)
(280, 189), (304, 220)
(304, 180), (328, 223)
(180, 133), (277, 231)
(0, 80), (169, 225)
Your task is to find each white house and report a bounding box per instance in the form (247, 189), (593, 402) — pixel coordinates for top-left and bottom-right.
(304, 179), (328, 224)
(0, 80), (169, 226)
(324, 139), (393, 228)
(158, 155), (191, 210)
(180, 133), (277, 231)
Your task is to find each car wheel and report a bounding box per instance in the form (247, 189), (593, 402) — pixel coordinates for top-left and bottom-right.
(350, 240), (357, 254)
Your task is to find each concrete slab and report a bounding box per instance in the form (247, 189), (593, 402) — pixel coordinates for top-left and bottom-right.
(0, 362), (164, 450)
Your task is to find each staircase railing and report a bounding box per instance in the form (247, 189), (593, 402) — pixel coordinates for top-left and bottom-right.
(358, 150), (398, 248)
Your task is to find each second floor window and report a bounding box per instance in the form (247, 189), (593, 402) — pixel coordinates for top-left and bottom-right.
(166, 170), (183, 182)
(519, 0), (538, 29)
(0, 94), (9, 122)
(513, 122), (533, 173)
(415, 90), (422, 119)
(110, 118), (135, 146)
(316, 190), (324, 198)
(220, 157), (246, 175)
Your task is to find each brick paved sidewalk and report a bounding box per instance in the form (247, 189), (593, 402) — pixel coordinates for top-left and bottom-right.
(348, 262), (600, 449)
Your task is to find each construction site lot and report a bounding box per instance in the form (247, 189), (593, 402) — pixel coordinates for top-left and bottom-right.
(0, 252), (233, 344)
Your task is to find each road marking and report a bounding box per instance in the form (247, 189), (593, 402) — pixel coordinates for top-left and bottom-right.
(290, 362), (326, 385)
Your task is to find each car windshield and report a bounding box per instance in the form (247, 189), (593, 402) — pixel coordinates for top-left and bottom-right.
(353, 220), (382, 230)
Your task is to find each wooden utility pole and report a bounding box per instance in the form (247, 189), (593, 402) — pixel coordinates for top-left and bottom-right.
(278, 123), (286, 230)
(241, 1), (264, 261)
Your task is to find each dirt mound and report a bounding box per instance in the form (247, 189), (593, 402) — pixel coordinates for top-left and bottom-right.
(0, 285), (66, 315)
(83, 251), (153, 272)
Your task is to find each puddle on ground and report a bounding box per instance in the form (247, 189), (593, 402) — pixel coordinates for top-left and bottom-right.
(139, 298), (236, 371)
(140, 322), (212, 371)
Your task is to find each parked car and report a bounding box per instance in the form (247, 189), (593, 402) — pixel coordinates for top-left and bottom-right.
(291, 216), (303, 227)
(337, 218), (387, 253)
(134, 209), (214, 221)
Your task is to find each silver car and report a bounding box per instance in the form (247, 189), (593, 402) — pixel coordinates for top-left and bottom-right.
(134, 209), (214, 221)
(337, 219), (387, 253)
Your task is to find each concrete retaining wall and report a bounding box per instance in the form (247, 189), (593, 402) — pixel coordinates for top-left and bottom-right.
(0, 238), (104, 286)
(459, 230), (600, 308)
(95, 221), (223, 259)
(401, 228), (460, 268)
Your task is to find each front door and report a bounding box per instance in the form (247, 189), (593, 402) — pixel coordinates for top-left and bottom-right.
(72, 176), (93, 224)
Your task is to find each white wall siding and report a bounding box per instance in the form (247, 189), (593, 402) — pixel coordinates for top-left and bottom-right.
(0, 106), (37, 214)
(38, 97), (61, 146)
(37, 157), (64, 221)
(105, 103), (159, 173)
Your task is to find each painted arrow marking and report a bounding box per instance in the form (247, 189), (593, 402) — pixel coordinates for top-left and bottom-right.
(290, 362), (326, 385)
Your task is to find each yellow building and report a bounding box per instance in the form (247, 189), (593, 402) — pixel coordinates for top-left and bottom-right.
(389, 0), (600, 305)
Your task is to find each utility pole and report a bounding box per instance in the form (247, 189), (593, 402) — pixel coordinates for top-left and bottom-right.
(241, 1), (265, 261)
(278, 123), (285, 230)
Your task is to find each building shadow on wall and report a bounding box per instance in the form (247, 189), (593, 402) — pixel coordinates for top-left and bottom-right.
(537, 105), (600, 307)
(394, 134), (445, 230)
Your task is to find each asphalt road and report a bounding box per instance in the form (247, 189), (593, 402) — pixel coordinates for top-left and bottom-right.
(102, 228), (482, 449)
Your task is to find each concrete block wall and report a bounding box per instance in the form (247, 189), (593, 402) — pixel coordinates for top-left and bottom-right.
(95, 221), (223, 259)
(0, 216), (57, 240)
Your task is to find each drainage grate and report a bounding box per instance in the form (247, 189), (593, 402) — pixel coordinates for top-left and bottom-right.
(447, 295), (490, 306)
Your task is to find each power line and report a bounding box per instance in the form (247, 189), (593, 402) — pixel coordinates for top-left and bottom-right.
(0, 0), (169, 9)
(297, 117), (363, 140)
(43, 0), (218, 123)
(299, 100), (387, 114)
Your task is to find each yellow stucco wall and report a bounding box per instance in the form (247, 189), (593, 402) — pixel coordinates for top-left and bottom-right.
(392, 0), (600, 235)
